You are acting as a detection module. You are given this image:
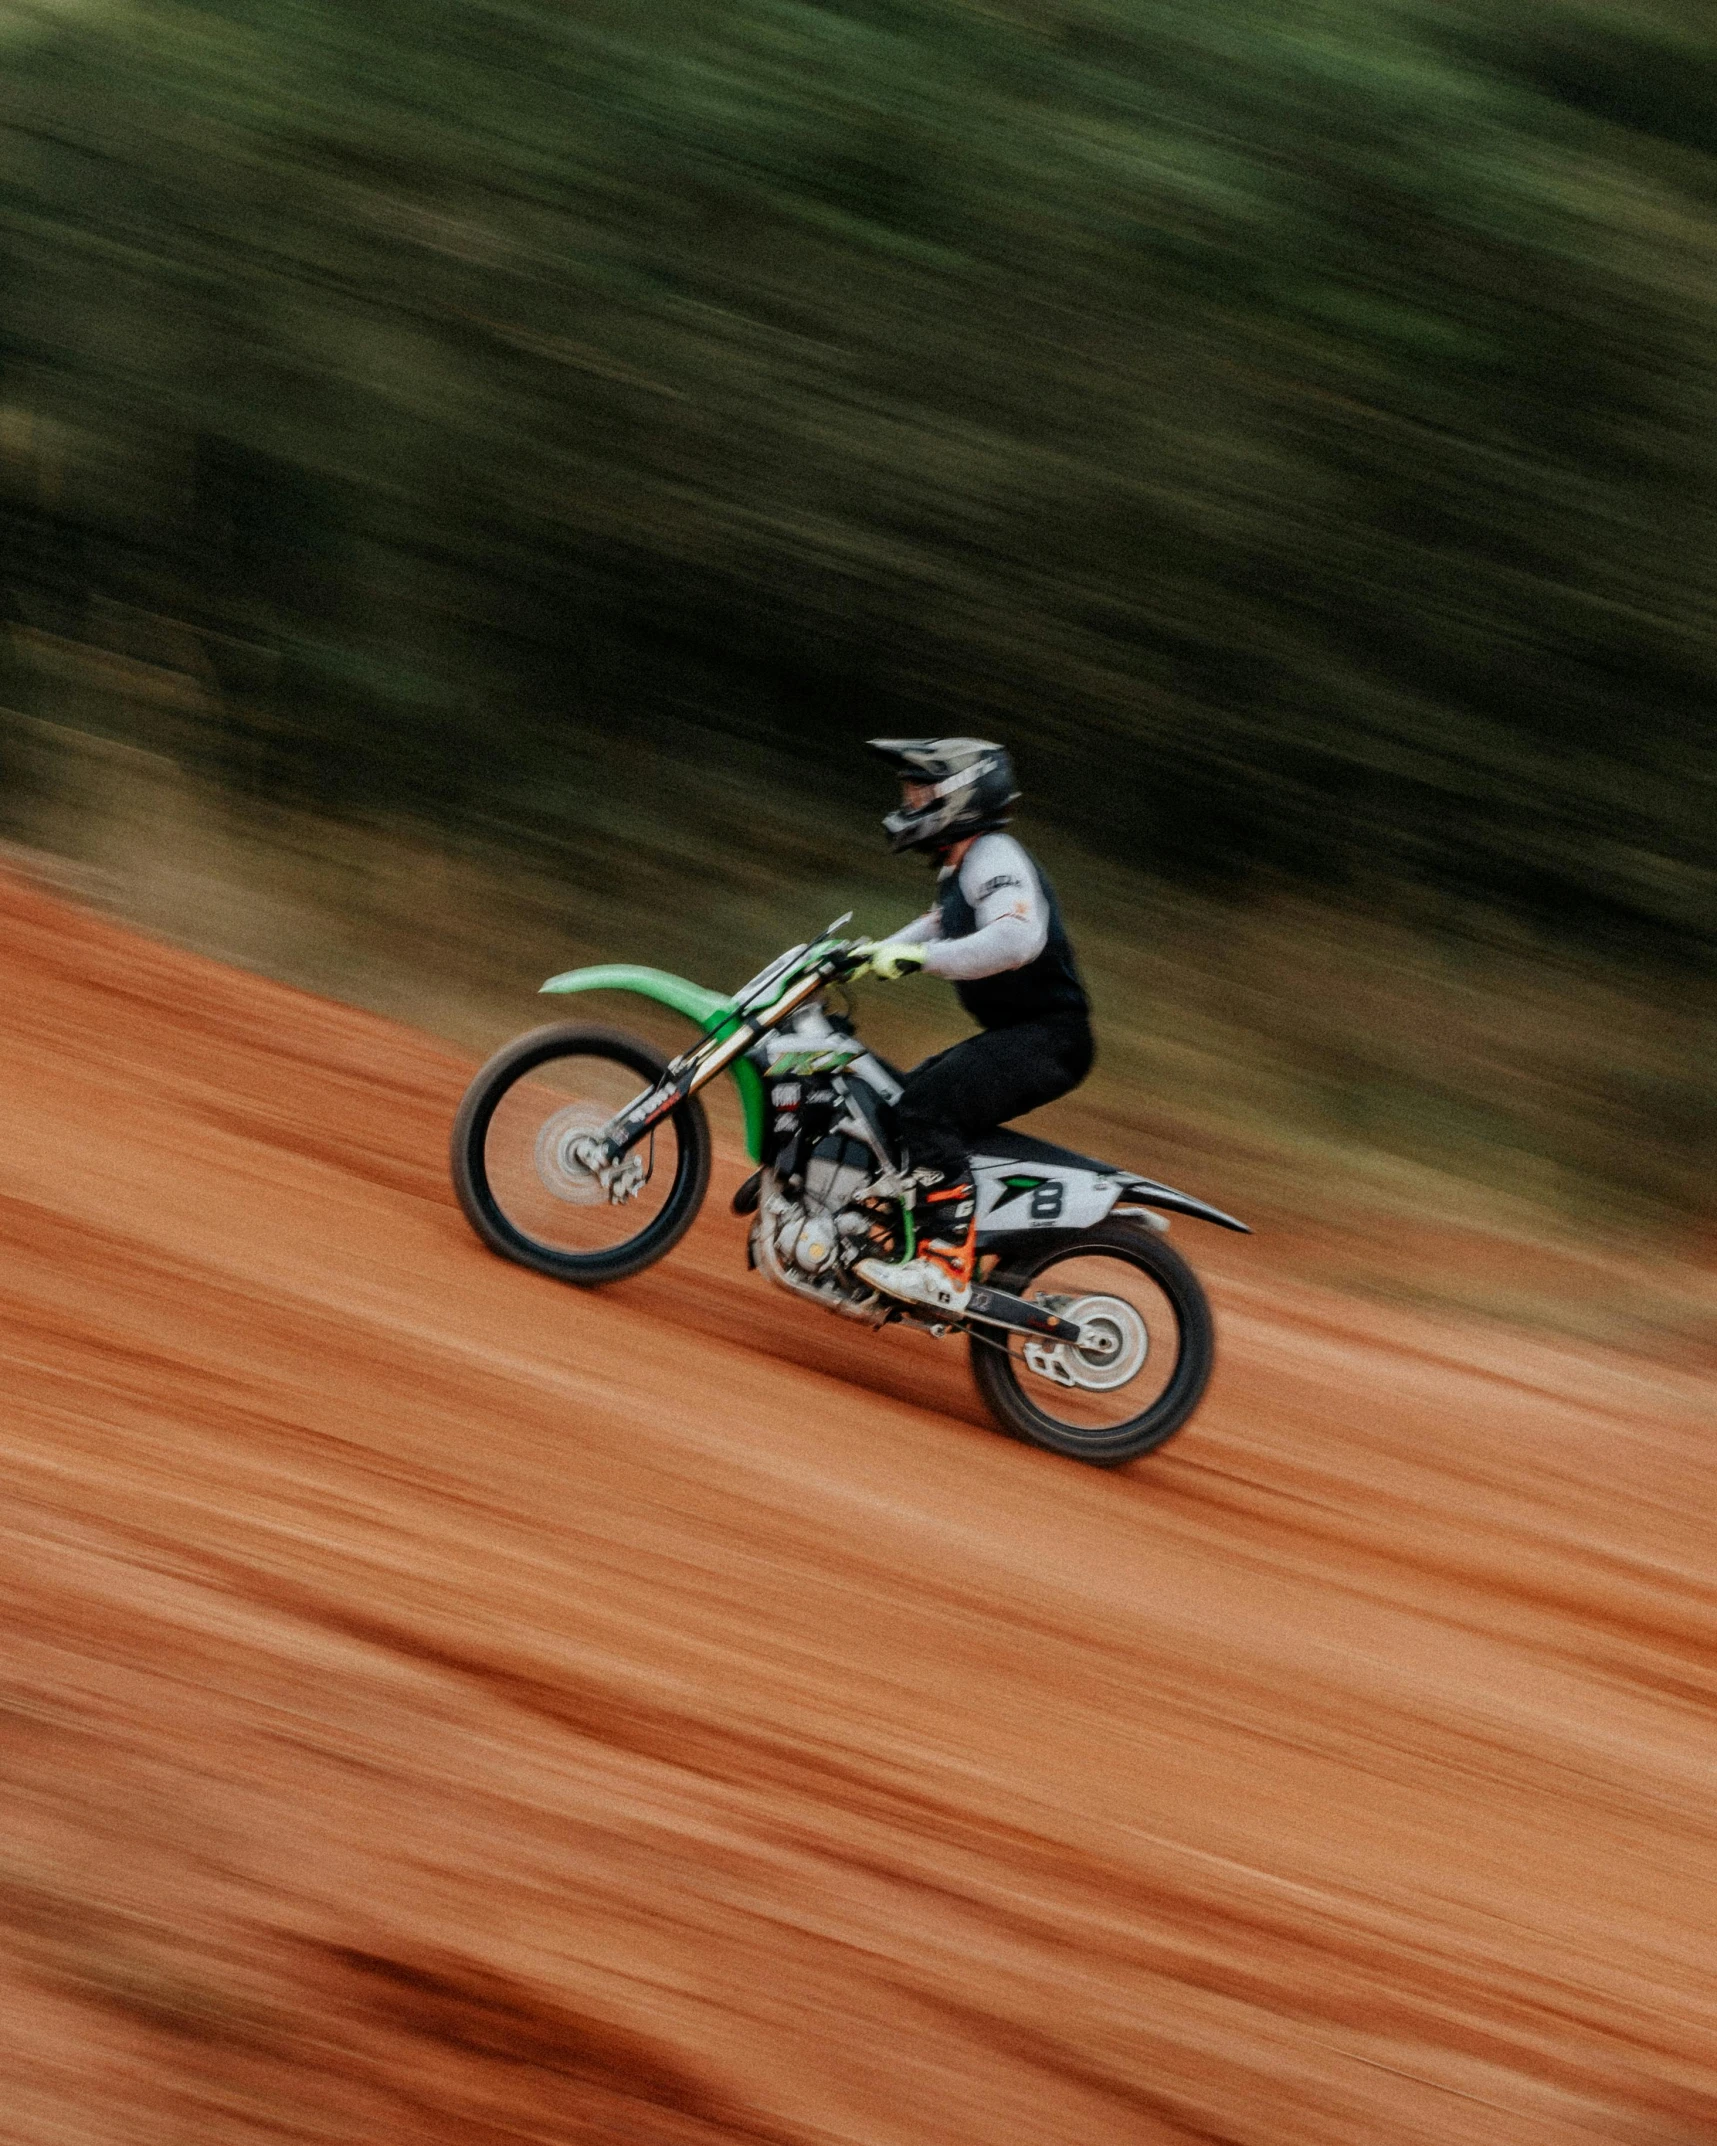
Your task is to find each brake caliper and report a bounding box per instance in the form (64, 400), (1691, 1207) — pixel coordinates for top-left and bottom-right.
(571, 1135), (647, 1204)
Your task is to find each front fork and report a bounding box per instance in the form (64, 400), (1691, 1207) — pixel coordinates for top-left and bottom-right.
(571, 967), (834, 1202)
(569, 1073), (691, 1204)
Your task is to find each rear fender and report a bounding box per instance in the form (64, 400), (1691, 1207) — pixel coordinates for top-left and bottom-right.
(539, 962), (767, 1161)
(1113, 1179), (1251, 1233)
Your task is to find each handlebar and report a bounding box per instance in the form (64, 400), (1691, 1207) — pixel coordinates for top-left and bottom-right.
(816, 939), (871, 982)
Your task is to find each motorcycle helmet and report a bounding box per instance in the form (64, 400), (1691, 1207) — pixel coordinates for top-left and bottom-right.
(867, 736), (1021, 855)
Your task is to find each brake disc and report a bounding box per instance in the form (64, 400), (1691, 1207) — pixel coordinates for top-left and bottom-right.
(534, 1103), (619, 1205)
(1022, 1292), (1148, 1392)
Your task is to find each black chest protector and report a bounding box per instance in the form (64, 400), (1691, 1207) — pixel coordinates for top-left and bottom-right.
(936, 849), (1091, 1032)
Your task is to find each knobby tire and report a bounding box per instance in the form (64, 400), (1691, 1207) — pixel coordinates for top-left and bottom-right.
(451, 1024), (712, 1286)
(970, 1219), (1215, 1465)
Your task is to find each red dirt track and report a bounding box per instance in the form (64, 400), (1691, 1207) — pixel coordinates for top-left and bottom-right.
(0, 872), (1712, 2144)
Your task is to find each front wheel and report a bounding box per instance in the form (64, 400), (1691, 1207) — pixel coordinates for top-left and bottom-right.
(451, 1024), (711, 1286)
(970, 1221), (1215, 1465)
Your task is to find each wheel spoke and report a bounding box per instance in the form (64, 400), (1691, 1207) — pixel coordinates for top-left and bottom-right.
(485, 1058), (680, 1256)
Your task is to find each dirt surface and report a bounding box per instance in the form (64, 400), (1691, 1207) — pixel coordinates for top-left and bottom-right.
(0, 870), (1712, 2146)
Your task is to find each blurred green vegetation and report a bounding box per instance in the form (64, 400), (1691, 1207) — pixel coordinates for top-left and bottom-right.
(0, 0), (1711, 1229)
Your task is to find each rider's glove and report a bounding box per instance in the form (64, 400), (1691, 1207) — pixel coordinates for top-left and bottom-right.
(854, 941), (927, 983)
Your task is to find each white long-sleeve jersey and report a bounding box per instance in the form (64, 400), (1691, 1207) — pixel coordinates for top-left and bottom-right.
(882, 831), (1048, 982)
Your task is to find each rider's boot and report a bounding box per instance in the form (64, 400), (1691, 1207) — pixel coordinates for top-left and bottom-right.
(857, 1180), (978, 1315)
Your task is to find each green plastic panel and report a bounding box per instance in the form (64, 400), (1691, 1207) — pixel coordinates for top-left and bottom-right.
(538, 962), (768, 1161)
(539, 962), (733, 1025)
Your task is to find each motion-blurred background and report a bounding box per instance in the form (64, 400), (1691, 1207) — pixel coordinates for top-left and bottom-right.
(0, 0), (1711, 1317)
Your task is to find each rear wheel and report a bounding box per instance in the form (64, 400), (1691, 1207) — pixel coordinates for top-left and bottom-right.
(970, 1221), (1214, 1464)
(451, 1024), (711, 1285)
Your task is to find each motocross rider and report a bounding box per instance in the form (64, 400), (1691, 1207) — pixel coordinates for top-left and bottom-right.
(852, 737), (1093, 1315)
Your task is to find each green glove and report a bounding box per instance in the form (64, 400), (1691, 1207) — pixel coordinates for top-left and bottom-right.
(864, 941), (927, 982)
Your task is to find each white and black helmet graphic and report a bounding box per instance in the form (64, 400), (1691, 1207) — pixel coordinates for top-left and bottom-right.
(868, 736), (1021, 855)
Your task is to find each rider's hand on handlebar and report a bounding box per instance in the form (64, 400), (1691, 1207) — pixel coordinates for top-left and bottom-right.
(849, 940), (927, 983)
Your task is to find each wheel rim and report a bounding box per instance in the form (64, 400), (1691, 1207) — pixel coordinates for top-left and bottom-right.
(1004, 1249), (1185, 1437)
(481, 1050), (687, 1259)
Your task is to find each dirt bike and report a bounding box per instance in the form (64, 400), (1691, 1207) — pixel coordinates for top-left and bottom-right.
(450, 918), (1249, 1465)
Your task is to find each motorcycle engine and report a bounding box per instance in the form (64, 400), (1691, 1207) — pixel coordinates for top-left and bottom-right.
(771, 1133), (878, 1277)
(803, 1132), (874, 1219)
(775, 1204), (840, 1274)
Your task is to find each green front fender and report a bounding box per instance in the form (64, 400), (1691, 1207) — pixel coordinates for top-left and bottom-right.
(539, 963), (767, 1161)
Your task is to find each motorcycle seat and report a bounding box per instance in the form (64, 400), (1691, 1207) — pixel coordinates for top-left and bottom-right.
(968, 1125), (1120, 1177)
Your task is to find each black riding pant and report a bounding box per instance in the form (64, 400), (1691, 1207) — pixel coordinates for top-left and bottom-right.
(897, 1017), (1093, 1188)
